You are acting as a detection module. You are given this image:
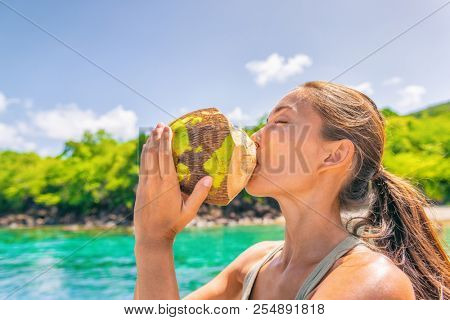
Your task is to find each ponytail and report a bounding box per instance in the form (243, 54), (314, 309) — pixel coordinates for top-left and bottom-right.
(300, 81), (449, 299)
(353, 168), (450, 299)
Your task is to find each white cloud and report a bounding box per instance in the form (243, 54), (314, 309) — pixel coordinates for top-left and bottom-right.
(396, 85), (426, 114)
(36, 146), (62, 157)
(33, 104), (138, 141)
(0, 122), (36, 151)
(16, 121), (33, 135)
(349, 82), (374, 96)
(227, 107), (252, 127)
(245, 53), (312, 86)
(383, 77), (402, 86)
(0, 91), (32, 112)
(0, 92), (19, 112)
(0, 96), (138, 154)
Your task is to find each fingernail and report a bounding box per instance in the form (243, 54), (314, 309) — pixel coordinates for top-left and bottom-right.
(203, 176), (212, 187)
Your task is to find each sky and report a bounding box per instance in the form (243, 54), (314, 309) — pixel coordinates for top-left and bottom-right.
(0, 0), (449, 155)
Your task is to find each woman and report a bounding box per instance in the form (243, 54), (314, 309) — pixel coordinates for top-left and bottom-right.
(133, 81), (449, 300)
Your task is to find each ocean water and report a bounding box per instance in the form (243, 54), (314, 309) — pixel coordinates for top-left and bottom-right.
(0, 224), (448, 299)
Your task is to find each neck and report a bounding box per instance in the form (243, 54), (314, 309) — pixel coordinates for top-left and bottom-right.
(275, 188), (350, 270)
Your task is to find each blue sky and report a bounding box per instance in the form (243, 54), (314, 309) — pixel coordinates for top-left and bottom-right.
(0, 0), (449, 155)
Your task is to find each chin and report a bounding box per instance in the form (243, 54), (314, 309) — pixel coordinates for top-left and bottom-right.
(244, 173), (266, 197)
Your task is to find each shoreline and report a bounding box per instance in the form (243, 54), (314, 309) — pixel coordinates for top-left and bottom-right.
(0, 214), (287, 230)
(1, 206), (449, 231)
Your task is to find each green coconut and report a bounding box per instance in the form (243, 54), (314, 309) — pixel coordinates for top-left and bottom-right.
(168, 107), (257, 206)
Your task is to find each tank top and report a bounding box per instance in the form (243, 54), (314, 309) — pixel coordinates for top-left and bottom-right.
(241, 234), (366, 300)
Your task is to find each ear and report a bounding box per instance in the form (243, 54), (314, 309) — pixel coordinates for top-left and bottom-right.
(318, 139), (354, 173)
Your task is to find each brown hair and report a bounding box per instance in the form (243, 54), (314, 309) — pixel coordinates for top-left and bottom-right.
(297, 80), (449, 300)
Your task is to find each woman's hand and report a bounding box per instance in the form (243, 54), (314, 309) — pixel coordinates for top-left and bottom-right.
(133, 123), (213, 246)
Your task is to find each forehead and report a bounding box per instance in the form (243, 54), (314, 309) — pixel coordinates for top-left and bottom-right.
(268, 89), (312, 119)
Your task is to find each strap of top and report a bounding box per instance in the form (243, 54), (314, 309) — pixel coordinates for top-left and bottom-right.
(295, 235), (365, 299)
(241, 235), (365, 300)
(241, 241), (284, 300)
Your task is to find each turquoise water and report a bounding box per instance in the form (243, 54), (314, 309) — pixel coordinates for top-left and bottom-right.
(0, 225), (285, 299)
(0, 225), (448, 299)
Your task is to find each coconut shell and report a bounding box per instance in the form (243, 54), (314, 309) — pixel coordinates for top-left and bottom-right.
(168, 107), (257, 206)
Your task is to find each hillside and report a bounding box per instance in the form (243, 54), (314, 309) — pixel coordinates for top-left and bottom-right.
(0, 102), (448, 226)
(382, 101), (449, 203)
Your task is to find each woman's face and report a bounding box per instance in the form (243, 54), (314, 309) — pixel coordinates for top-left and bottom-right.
(245, 90), (328, 198)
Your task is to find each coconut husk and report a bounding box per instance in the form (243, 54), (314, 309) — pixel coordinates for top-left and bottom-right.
(168, 107), (256, 206)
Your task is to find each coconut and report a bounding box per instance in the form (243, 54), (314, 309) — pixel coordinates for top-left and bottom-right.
(168, 107), (257, 206)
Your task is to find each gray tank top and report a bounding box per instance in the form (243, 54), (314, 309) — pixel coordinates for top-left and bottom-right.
(241, 234), (366, 300)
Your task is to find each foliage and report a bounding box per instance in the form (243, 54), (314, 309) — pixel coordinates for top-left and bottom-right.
(0, 130), (139, 215)
(382, 102), (449, 203)
(0, 102), (448, 217)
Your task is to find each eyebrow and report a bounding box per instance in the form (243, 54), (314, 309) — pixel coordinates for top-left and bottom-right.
(266, 105), (294, 123)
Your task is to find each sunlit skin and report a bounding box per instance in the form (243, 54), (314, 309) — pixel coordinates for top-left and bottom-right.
(133, 88), (416, 300)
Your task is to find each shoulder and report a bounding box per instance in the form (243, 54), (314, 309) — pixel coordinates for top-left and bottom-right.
(182, 240), (282, 300)
(237, 240), (284, 284)
(311, 246), (416, 300)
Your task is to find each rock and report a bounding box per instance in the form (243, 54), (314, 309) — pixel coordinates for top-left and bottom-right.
(196, 219), (208, 228)
(239, 217), (252, 225)
(252, 217), (262, 224)
(228, 220), (238, 226)
(105, 221), (116, 228)
(209, 207), (222, 218)
(216, 218), (228, 225)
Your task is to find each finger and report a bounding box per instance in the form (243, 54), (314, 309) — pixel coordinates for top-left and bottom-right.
(140, 124), (163, 177)
(139, 128), (158, 176)
(159, 125), (177, 180)
(181, 176), (212, 219)
(139, 139), (150, 176)
(149, 124), (165, 178)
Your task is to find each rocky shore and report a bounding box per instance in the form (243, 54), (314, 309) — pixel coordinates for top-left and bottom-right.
(0, 197), (285, 229)
(1, 199), (448, 230)
(0, 211), (285, 229)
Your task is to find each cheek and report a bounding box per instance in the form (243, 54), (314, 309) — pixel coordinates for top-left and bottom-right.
(245, 125), (322, 196)
(260, 130), (291, 174)
(295, 137), (322, 176)
(265, 126), (319, 176)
